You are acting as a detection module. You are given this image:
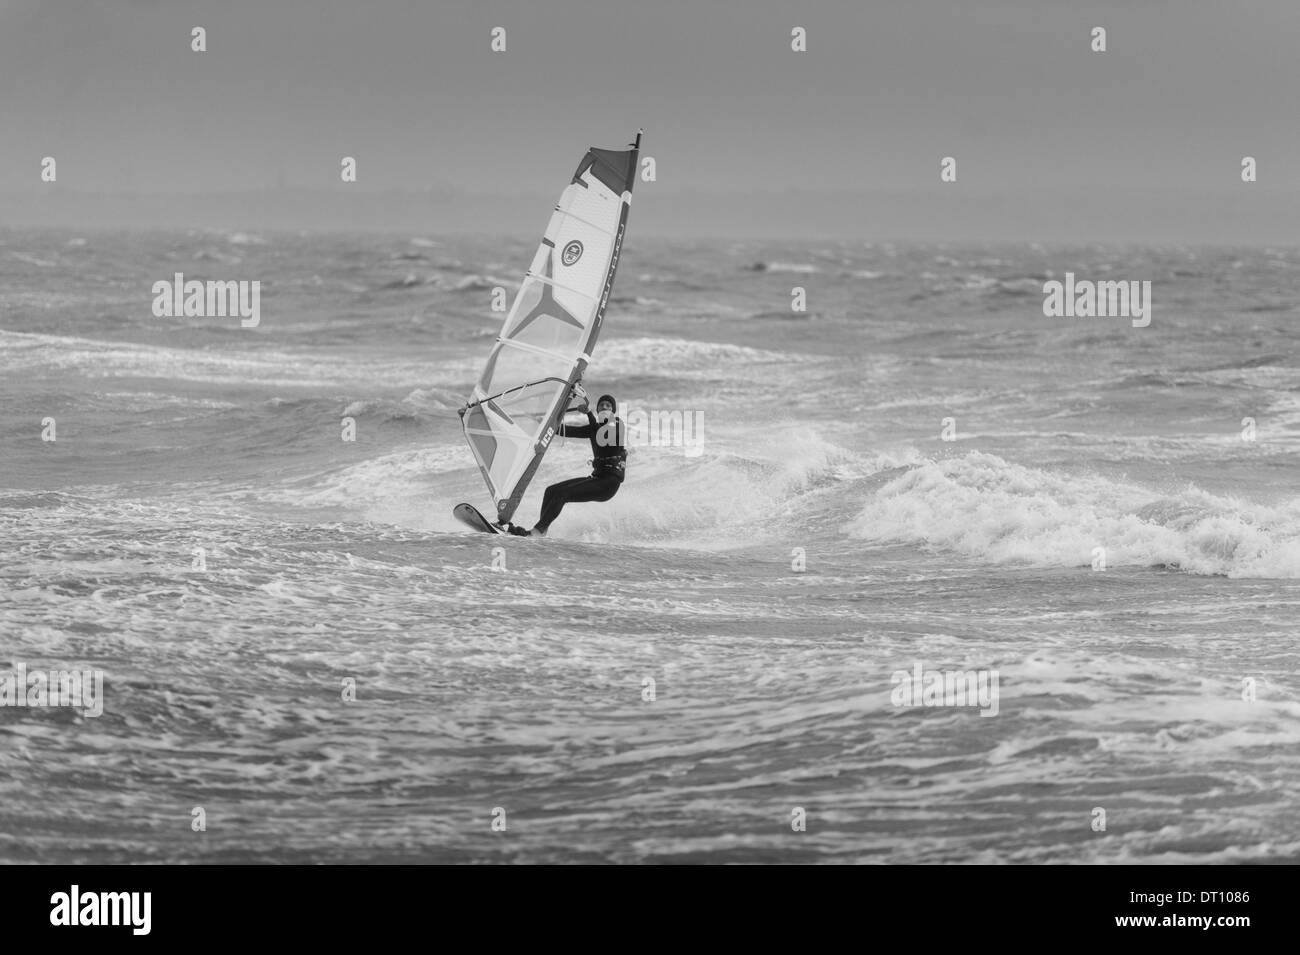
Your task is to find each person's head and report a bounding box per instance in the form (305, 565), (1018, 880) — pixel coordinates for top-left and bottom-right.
(595, 394), (617, 420)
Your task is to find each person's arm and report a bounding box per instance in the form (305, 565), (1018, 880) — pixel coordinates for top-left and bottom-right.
(558, 411), (596, 439)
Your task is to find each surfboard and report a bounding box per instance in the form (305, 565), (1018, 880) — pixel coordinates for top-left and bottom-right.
(455, 131), (641, 529)
(452, 502), (505, 535)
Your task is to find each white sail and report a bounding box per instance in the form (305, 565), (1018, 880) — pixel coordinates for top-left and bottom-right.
(460, 132), (640, 523)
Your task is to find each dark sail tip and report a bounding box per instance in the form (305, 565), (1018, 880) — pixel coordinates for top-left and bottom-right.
(573, 137), (640, 195)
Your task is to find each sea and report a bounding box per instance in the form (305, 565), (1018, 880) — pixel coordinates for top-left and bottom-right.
(2, 227), (1298, 863)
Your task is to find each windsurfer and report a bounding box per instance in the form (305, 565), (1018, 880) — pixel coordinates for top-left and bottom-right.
(505, 390), (627, 537)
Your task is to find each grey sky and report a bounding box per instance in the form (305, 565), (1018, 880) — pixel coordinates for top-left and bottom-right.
(2, 0), (1298, 241)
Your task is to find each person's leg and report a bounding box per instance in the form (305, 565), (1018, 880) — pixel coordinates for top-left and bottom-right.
(585, 475), (621, 503)
(535, 476), (621, 533)
(536, 477), (590, 532)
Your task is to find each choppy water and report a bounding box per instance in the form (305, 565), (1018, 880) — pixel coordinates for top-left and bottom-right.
(2, 228), (1298, 862)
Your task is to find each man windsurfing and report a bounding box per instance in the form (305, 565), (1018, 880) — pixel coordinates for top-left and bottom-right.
(504, 386), (627, 537)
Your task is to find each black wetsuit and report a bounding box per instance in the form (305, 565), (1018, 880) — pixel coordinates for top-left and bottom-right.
(535, 410), (627, 532)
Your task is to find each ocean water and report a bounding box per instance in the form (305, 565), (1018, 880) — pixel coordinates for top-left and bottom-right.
(2, 227), (1298, 863)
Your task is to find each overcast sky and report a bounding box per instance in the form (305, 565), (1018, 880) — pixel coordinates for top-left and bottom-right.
(2, 0), (1298, 240)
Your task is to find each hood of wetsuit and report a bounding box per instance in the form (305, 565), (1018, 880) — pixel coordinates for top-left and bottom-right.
(596, 394), (617, 414)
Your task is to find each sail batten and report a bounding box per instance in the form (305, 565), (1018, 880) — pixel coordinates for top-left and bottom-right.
(460, 132), (640, 524)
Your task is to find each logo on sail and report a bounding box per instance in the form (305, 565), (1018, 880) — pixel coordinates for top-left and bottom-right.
(562, 240), (584, 267)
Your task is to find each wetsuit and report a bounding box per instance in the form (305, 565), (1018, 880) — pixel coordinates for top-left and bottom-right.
(535, 402), (627, 533)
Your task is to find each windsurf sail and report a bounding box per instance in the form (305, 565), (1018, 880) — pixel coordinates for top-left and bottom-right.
(459, 131), (641, 524)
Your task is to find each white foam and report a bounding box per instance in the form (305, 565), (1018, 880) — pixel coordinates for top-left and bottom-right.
(0, 329), (464, 388)
(266, 446), (470, 515)
(595, 336), (806, 378)
(850, 451), (1300, 578)
(529, 427), (903, 549)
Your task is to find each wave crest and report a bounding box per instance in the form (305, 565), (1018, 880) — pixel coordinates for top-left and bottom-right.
(850, 451), (1300, 578)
